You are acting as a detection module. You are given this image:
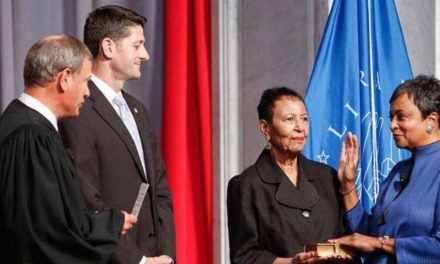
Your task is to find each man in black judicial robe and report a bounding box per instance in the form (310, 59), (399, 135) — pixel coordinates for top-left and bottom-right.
(0, 35), (137, 263)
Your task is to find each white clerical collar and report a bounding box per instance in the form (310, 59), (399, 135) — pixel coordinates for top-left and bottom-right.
(18, 93), (58, 131)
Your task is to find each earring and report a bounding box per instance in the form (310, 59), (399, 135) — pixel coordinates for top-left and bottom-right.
(427, 124), (433, 134)
(265, 142), (272, 150)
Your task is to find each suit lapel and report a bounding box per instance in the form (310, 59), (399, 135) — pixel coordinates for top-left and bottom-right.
(124, 94), (156, 184)
(275, 177), (320, 210)
(257, 150), (320, 210)
(88, 82), (147, 181)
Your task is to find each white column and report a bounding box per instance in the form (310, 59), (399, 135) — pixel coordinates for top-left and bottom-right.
(212, 1), (242, 264)
(0, 0), (15, 109)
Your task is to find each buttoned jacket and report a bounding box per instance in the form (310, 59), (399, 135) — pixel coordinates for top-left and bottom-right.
(60, 81), (175, 264)
(227, 149), (344, 264)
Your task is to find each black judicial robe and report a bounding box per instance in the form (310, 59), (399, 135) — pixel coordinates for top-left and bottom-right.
(0, 100), (124, 263)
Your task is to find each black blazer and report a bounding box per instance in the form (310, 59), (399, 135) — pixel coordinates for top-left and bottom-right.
(227, 149), (344, 264)
(60, 81), (175, 263)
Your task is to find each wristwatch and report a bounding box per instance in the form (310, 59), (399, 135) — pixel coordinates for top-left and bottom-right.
(379, 235), (390, 250)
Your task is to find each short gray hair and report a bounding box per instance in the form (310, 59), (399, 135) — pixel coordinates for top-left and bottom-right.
(23, 34), (92, 87)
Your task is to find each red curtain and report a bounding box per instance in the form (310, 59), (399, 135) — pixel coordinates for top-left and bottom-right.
(162, 0), (212, 263)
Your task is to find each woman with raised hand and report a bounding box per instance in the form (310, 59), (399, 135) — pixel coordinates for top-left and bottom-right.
(332, 75), (440, 263)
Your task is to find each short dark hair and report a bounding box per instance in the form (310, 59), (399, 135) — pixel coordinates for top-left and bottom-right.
(23, 34), (92, 87)
(257, 87), (305, 122)
(390, 75), (440, 123)
(84, 5), (147, 58)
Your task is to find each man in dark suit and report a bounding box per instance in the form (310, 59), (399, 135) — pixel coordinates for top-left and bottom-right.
(0, 34), (137, 263)
(60, 6), (175, 264)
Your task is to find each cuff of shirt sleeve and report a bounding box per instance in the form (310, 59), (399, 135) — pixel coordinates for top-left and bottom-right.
(345, 202), (363, 230)
(141, 256), (174, 264)
(346, 201), (362, 217)
(395, 237), (409, 264)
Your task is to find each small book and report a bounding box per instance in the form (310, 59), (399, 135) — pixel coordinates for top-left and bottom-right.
(304, 243), (351, 257)
(131, 183), (150, 217)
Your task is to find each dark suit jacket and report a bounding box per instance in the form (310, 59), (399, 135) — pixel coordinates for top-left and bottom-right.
(59, 81), (175, 264)
(227, 149), (344, 264)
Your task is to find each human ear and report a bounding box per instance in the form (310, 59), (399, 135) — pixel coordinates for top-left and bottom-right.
(57, 68), (72, 93)
(101, 38), (115, 59)
(427, 112), (439, 128)
(259, 120), (271, 141)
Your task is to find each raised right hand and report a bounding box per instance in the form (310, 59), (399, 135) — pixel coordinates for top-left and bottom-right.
(337, 132), (359, 190)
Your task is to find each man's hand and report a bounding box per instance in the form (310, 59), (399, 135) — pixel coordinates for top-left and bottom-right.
(120, 211), (137, 235)
(146, 255), (174, 264)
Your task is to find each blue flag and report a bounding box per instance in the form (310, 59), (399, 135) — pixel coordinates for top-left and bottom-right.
(303, 0), (412, 213)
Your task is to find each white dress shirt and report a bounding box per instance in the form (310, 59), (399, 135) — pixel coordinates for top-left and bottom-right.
(91, 74), (121, 114)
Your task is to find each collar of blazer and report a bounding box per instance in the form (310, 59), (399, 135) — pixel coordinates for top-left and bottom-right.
(255, 149), (320, 209)
(256, 149), (317, 183)
(87, 81), (148, 181)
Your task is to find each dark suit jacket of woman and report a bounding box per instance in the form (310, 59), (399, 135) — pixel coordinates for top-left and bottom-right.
(227, 149), (344, 264)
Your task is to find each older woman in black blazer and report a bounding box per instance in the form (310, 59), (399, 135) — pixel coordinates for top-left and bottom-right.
(227, 87), (354, 264)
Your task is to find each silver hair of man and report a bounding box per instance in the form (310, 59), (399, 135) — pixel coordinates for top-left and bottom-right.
(23, 34), (92, 87)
